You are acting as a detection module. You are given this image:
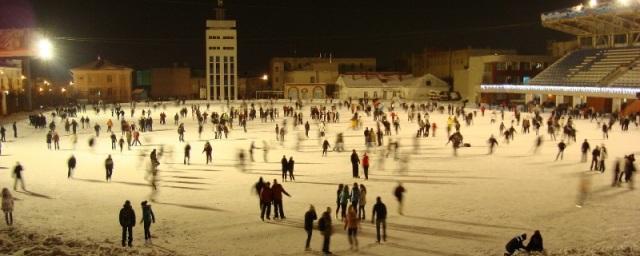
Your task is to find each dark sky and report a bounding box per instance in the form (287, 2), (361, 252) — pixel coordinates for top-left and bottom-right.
(1, 0), (578, 80)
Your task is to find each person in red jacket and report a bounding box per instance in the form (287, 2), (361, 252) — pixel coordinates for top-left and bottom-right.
(362, 153), (370, 180)
(260, 182), (273, 221)
(271, 179), (291, 219)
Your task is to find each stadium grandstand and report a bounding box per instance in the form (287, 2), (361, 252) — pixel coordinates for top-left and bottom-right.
(480, 0), (640, 113)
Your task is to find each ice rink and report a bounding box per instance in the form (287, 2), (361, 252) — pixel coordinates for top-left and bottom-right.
(1, 100), (639, 256)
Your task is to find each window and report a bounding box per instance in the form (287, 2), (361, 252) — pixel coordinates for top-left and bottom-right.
(223, 47), (234, 50)
(230, 63), (235, 74)
(313, 86), (324, 99)
(209, 56), (214, 62)
(426, 80), (432, 86)
(373, 91), (378, 98)
(522, 62), (531, 70)
(107, 75), (113, 83)
(364, 91), (369, 98)
(310, 76), (315, 83)
(222, 36), (234, 39)
(496, 63), (506, 71)
(230, 76), (235, 85)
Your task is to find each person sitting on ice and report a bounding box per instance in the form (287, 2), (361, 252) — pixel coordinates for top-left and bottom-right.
(525, 230), (544, 253)
(504, 233), (526, 256)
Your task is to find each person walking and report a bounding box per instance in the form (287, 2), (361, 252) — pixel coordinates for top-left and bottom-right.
(67, 155), (77, 178)
(105, 155), (114, 182)
(555, 140), (567, 161)
(11, 122), (16, 138)
(599, 144), (608, 173)
(260, 182), (273, 221)
(0, 126), (5, 142)
(590, 146), (601, 171)
(271, 179), (291, 219)
(140, 201), (156, 245)
(110, 133), (117, 150)
(119, 200), (136, 247)
(46, 131), (52, 149)
(184, 143), (191, 165)
(358, 184), (367, 220)
(344, 205), (360, 251)
(362, 153), (370, 180)
(350, 150), (360, 178)
(288, 157), (295, 181)
(1, 188), (14, 226)
(394, 183), (406, 215)
(304, 205), (317, 250)
(53, 132), (60, 150)
(12, 162), (25, 191)
(319, 207), (333, 255)
(335, 184), (343, 218)
(488, 135), (499, 155)
(371, 197), (387, 243)
(281, 155), (288, 181)
(118, 137), (125, 152)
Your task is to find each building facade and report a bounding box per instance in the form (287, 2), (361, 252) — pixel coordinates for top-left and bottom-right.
(409, 48), (517, 79)
(0, 64), (24, 115)
(336, 73), (449, 100)
(269, 57), (376, 92)
(205, 1), (237, 101)
(70, 58), (133, 103)
(150, 67), (194, 99)
(454, 54), (554, 103)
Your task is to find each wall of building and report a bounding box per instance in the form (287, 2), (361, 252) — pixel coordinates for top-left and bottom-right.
(0, 66), (23, 115)
(283, 83), (327, 100)
(72, 70), (132, 103)
(150, 67), (192, 99)
(270, 57), (376, 91)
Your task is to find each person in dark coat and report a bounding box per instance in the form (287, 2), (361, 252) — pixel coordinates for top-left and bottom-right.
(304, 205), (318, 250)
(371, 197), (387, 243)
(67, 155), (77, 178)
(555, 141), (566, 161)
(140, 201), (156, 244)
(281, 155), (288, 181)
(525, 230), (543, 252)
(260, 182), (272, 221)
(119, 200), (136, 247)
(504, 233), (527, 256)
(12, 122), (16, 138)
(184, 144), (191, 165)
(105, 155), (114, 181)
(288, 157), (295, 181)
(12, 162), (25, 191)
(271, 179), (291, 219)
(394, 183), (406, 215)
(319, 207), (333, 255)
(350, 150), (360, 178)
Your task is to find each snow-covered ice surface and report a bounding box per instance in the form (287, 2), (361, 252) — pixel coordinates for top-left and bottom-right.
(1, 101), (639, 256)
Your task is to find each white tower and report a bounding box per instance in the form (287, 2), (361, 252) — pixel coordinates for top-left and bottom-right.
(205, 0), (238, 101)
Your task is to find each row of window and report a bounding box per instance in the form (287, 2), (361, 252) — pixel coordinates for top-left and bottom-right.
(76, 74), (118, 83)
(363, 91), (400, 99)
(209, 56), (235, 62)
(208, 61), (236, 75)
(208, 75), (236, 86)
(492, 62), (546, 71)
(208, 46), (235, 50)
(208, 36), (235, 40)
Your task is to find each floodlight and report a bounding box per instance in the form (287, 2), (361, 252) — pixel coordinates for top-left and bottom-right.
(36, 38), (54, 60)
(588, 0), (598, 8)
(617, 0), (630, 6)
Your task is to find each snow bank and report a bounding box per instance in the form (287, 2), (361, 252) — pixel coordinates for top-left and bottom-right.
(0, 228), (175, 256)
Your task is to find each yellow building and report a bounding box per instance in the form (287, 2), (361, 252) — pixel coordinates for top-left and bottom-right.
(270, 57), (376, 92)
(409, 48), (516, 79)
(0, 65), (24, 115)
(70, 58), (133, 103)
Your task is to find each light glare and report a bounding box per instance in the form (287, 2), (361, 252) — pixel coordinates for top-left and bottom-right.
(588, 0), (598, 8)
(36, 38), (53, 60)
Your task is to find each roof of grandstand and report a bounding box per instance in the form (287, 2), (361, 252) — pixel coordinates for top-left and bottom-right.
(541, 0), (640, 36)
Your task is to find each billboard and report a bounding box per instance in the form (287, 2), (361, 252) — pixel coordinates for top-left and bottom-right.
(0, 28), (36, 58)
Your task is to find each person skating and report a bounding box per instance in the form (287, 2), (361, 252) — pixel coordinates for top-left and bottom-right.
(555, 140), (566, 161)
(260, 182), (273, 221)
(281, 155), (288, 181)
(590, 146), (601, 171)
(362, 153), (370, 180)
(350, 150), (360, 178)
(0, 126), (5, 142)
(105, 155), (114, 182)
(203, 142), (213, 164)
(318, 207), (333, 255)
(184, 143), (191, 165)
(602, 123), (609, 139)
(12, 162), (25, 191)
(1, 188), (14, 226)
(371, 197), (387, 243)
(335, 184), (344, 218)
(394, 183), (406, 215)
(94, 123), (101, 137)
(504, 233), (527, 256)
(304, 205), (317, 250)
(140, 201), (156, 245)
(110, 133), (117, 150)
(525, 230), (544, 253)
(304, 121), (310, 138)
(358, 184), (367, 220)
(12, 122), (17, 138)
(118, 137), (125, 152)
(488, 135), (499, 155)
(119, 200), (136, 247)
(271, 179), (291, 219)
(599, 144), (607, 173)
(322, 140), (330, 156)
(288, 157), (295, 181)
(67, 155), (77, 178)
(339, 185), (350, 220)
(46, 131), (52, 149)
(581, 139), (590, 163)
(344, 205), (360, 251)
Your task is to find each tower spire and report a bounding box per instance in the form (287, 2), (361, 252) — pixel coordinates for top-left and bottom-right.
(215, 0), (225, 20)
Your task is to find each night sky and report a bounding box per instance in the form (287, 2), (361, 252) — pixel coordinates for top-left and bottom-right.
(0, 0), (578, 80)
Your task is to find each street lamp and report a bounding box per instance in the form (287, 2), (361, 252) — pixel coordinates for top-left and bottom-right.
(36, 38), (54, 60)
(261, 74), (268, 81)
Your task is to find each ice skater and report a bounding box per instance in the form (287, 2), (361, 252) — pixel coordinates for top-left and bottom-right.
(344, 205), (360, 251)
(371, 197), (387, 243)
(304, 205), (317, 250)
(119, 200), (136, 247)
(1, 188), (14, 226)
(555, 140), (566, 161)
(67, 155), (76, 178)
(487, 135), (499, 155)
(184, 143), (191, 165)
(350, 150), (360, 178)
(105, 155), (114, 182)
(394, 183), (406, 215)
(140, 201), (156, 244)
(12, 162), (25, 191)
(203, 141), (213, 164)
